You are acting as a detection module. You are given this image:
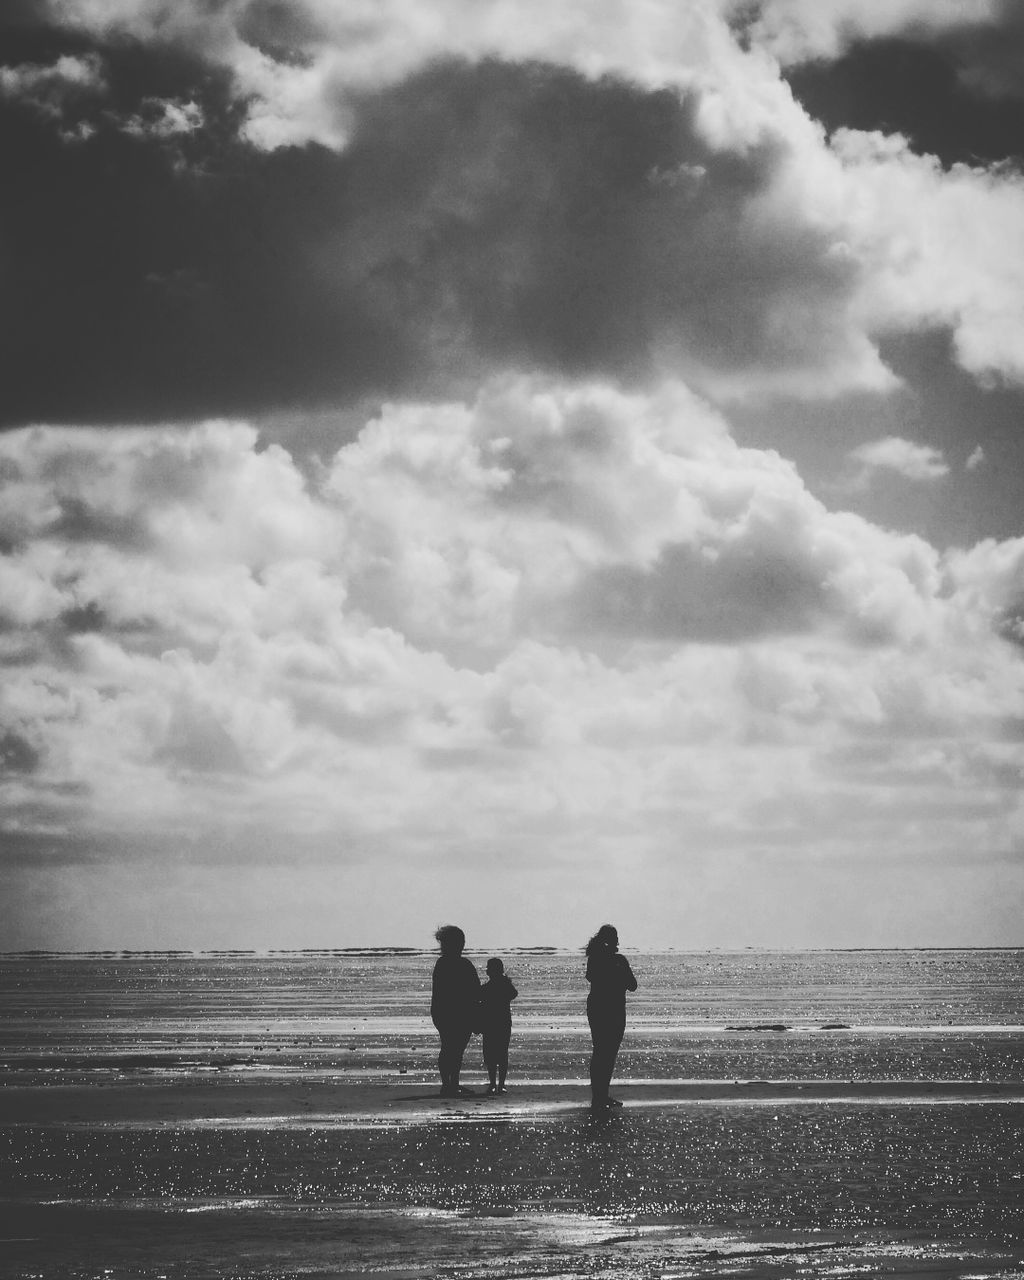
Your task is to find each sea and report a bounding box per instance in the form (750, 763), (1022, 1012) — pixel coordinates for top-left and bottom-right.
(1, 948), (1022, 1279)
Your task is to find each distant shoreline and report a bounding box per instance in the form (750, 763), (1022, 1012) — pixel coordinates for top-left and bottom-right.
(2, 945), (1021, 958)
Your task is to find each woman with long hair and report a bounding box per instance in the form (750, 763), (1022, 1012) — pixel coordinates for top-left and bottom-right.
(584, 923), (637, 1110)
(430, 924), (481, 1097)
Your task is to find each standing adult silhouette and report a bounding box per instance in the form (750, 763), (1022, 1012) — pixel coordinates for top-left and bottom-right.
(430, 924), (481, 1097)
(585, 923), (637, 1110)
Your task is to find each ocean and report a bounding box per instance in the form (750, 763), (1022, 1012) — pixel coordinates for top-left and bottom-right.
(1, 948), (1022, 1278)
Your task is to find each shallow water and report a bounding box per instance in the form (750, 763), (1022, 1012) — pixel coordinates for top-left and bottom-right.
(1, 949), (1022, 1279)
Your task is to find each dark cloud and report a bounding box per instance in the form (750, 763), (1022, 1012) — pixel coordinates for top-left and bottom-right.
(332, 60), (859, 393)
(1, 29), (862, 426)
(49, 497), (152, 549)
(235, 0), (329, 64)
(0, 25), (402, 425)
(0, 729), (40, 774)
(568, 541), (828, 645)
(996, 601), (1024, 651)
(61, 601), (106, 634)
(942, 2), (1024, 101)
(786, 38), (1024, 167)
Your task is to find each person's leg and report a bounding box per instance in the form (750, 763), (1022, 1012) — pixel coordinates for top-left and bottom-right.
(604, 1021), (625, 1104)
(438, 1025), (457, 1093)
(435, 1022), (450, 1092)
(588, 1013), (611, 1106)
(451, 1025), (473, 1092)
(482, 1031), (497, 1091)
(497, 1030), (510, 1090)
(589, 1015), (624, 1107)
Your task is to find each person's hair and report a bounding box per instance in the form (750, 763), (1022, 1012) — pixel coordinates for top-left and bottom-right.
(486, 957), (504, 976)
(435, 924), (466, 955)
(585, 923), (618, 956)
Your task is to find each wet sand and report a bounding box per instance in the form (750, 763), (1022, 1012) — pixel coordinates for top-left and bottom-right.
(5, 1073), (1024, 1127)
(2, 951), (1022, 1278)
(4, 1074), (1024, 1279)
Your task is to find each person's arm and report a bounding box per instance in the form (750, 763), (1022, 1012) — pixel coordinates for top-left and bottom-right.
(620, 956), (638, 992)
(507, 979), (518, 1001)
(463, 959), (481, 1008)
(472, 984), (485, 1032)
(430, 962), (440, 1022)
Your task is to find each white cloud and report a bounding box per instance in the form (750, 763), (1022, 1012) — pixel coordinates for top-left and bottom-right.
(0, 52), (105, 99)
(2, 380), (1022, 940)
(36, 0), (830, 152)
(849, 436), (950, 483)
(967, 445), (986, 471)
(0, 53), (106, 128)
(0, 51), (206, 142)
(121, 97), (204, 138)
(327, 379), (956, 653)
(827, 130), (1024, 387)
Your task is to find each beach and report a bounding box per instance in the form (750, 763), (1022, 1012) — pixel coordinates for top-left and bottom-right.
(1, 950), (1022, 1278)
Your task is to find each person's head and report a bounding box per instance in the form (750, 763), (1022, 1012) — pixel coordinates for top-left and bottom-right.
(486, 957), (504, 978)
(435, 924), (466, 956)
(585, 924), (619, 955)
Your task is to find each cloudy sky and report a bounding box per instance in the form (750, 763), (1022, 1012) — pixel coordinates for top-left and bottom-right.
(2, 0), (1024, 950)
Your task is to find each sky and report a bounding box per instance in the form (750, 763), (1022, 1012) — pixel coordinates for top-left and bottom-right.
(1, 0), (1023, 951)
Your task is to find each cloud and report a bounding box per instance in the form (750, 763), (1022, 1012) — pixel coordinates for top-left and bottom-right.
(28, 0), (1024, 159)
(733, 0), (1024, 101)
(120, 96), (203, 138)
(332, 378), (969, 656)
(1, 6), (1023, 428)
(2, 380), (1022, 916)
(0, 48), (200, 143)
(0, 54), (893, 420)
(967, 444), (986, 470)
(0, 51), (104, 102)
(28, 0), (772, 151)
(828, 129), (1024, 387)
(5, 57), (1024, 430)
(2, 2), (1022, 948)
(849, 436), (950, 483)
(0, 51), (105, 135)
(731, 0), (1003, 66)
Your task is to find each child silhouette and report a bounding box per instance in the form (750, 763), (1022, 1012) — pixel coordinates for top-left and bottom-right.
(478, 957), (518, 1094)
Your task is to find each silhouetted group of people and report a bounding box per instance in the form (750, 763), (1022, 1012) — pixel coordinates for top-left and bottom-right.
(430, 922), (637, 1110)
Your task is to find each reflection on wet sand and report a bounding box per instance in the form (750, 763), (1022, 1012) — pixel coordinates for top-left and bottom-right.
(1, 949), (1022, 1278)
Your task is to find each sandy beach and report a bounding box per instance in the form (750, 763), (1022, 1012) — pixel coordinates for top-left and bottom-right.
(2, 950), (1022, 1279)
(5, 1071), (1024, 1126)
(5, 1072), (1024, 1279)
(3, 1072), (1024, 1279)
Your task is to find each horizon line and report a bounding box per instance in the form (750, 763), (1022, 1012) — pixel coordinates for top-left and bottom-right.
(2, 944), (1022, 958)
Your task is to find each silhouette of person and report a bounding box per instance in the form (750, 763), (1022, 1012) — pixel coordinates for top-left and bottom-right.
(479, 957), (518, 1094)
(430, 924), (481, 1097)
(584, 923), (637, 1110)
